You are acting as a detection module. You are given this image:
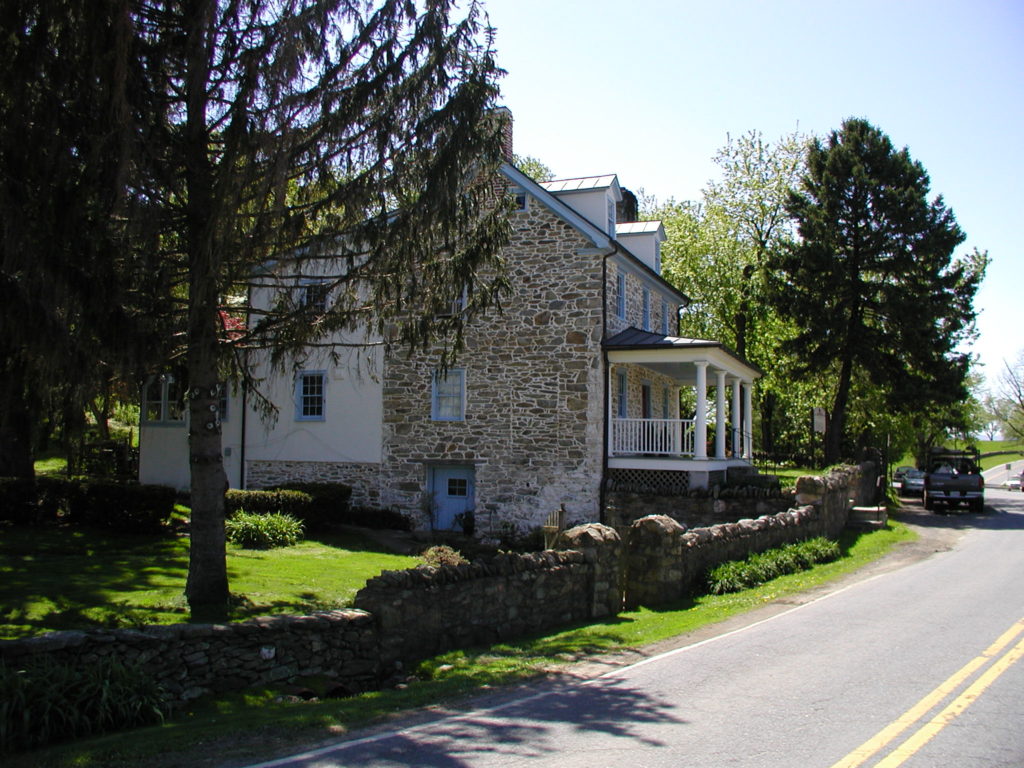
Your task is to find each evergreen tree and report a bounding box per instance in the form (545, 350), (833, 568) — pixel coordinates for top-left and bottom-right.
(768, 118), (986, 464)
(0, 1), (158, 477)
(127, 0), (509, 619)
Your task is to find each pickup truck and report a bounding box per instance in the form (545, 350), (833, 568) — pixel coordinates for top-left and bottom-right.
(923, 448), (985, 513)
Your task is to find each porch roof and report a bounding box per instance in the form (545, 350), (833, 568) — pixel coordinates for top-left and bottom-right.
(604, 328), (762, 384)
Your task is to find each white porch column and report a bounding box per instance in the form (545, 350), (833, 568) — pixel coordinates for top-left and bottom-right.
(743, 381), (754, 458)
(714, 369), (727, 460)
(606, 364), (614, 457)
(694, 362), (708, 460)
(731, 377), (742, 457)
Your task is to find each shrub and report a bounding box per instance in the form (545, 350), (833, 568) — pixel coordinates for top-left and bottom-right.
(346, 505), (414, 531)
(270, 482), (352, 530)
(706, 537), (841, 595)
(0, 657), (168, 754)
(420, 544), (468, 567)
(225, 489), (312, 518)
(225, 510), (304, 549)
(68, 480), (175, 534)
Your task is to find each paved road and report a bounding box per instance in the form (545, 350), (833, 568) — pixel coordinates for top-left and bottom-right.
(245, 490), (1024, 768)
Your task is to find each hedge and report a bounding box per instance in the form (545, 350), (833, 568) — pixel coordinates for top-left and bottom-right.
(0, 477), (175, 534)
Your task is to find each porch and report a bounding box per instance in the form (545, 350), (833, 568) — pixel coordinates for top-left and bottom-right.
(604, 329), (762, 489)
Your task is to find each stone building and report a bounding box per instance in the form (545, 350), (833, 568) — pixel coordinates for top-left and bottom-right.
(139, 128), (761, 535)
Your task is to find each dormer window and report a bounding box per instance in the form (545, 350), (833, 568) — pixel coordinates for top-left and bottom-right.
(654, 242), (662, 274)
(607, 197), (616, 237)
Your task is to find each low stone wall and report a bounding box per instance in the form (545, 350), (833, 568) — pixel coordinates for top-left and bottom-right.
(605, 491), (794, 531)
(622, 463), (877, 609)
(0, 610), (379, 703)
(354, 547), (600, 666)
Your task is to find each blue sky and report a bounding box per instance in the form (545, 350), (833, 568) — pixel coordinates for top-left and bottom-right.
(480, 0), (1022, 391)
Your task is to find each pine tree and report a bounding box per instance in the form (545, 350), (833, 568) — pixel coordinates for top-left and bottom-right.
(127, 0), (509, 619)
(769, 118), (986, 464)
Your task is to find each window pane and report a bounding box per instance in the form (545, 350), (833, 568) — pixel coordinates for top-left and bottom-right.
(447, 478), (468, 497)
(433, 370), (464, 421)
(299, 373), (324, 419)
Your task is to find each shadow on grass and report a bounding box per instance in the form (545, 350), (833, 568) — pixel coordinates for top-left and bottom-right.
(0, 524), (191, 638)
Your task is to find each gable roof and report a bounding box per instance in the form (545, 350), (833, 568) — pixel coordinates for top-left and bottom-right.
(500, 164), (688, 306)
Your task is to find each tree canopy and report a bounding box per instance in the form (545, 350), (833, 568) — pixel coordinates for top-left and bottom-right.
(768, 118), (986, 463)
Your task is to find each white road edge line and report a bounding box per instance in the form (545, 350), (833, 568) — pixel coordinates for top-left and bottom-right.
(242, 558), (928, 767)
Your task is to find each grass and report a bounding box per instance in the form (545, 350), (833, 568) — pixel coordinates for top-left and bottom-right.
(0, 527), (418, 639)
(7, 520), (916, 768)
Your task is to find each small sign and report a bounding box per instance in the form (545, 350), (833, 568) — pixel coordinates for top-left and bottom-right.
(812, 407), (827, 434)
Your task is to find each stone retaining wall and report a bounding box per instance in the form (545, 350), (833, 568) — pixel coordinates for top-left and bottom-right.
(354, 546), (601, 666)
(0, 610), (379, 703)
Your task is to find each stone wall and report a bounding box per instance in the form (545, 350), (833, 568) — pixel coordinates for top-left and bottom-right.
(353, 546), (601, 666)
(378, 201), (607, 533)
(246, 460), (383, 508)
(604, 489), (794, 531)
(621, 463), (876, 608)
(0, 610), (379, 704)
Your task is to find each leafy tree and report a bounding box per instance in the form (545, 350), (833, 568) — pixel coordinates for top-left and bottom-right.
(995, 352), (1024, 440)
(652, 130), (814, 455)
(514, 154), (554, 182)
(703, 129), (805, 359)
(768, 118), (987, 464)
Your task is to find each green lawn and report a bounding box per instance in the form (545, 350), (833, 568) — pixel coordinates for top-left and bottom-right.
(0, 526), (418, 639)
(6, 520), (916, 768)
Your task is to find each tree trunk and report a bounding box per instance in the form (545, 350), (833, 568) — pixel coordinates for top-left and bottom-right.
(182, 0), (229, 622)
(825, 355), (854, 465)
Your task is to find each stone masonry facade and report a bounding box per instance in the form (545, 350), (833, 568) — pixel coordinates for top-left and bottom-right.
(377, 199), (607, 535)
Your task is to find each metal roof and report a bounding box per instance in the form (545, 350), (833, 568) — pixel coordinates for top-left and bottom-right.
(615, 221), (663, 235)
(539, 175), (618, 193)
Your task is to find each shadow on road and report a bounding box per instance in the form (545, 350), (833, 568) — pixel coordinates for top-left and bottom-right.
(283, 676), (687, 767)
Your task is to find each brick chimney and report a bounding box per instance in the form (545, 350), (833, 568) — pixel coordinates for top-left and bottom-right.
(493, 106), (513, 163)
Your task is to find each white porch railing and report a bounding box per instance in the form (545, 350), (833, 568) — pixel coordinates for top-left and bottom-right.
(612, 418), (695, 457)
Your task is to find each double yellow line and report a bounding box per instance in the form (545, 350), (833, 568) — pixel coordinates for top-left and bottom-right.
(831, 616), (1024, 768)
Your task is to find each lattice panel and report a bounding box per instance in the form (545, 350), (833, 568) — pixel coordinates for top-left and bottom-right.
(606, 468), (690, 495)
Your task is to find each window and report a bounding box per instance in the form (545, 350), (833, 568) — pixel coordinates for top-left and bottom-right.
(512, 188), (528, 212)
(448, 478), (468, 497)
(642, 288), (651, 331)
(296, 371), (326, 421)
(616, 273), (626, 319)
(142, 373), (185, 425)
(662, 387), (670, 419)
(607, 196), (616, 237)
(661, 300), (669, 336)
(617, 371), (628, 418)
(641, 381), (653, 419)
(432, 368), (465, 421)
(302, 281), (330, 314)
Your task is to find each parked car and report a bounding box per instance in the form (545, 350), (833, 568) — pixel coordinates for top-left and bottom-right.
(892, 465), (915, 488)
(901, 469), (926, 496)
(1006, 476), (1022, 492)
